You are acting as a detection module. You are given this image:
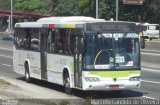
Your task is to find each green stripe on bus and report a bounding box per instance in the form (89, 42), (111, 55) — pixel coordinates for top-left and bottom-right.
(88, 70), (140, 78)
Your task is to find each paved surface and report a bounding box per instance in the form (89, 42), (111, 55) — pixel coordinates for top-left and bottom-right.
(141, 39), (160, 70)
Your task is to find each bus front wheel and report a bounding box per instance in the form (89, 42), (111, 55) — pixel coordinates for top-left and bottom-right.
(25, 64), (31, 82)
(64, 73), (72, 95)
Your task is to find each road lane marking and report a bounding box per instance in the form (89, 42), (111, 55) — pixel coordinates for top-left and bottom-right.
(142, 96), (156, 99)
(141, 52), (160, 56)
(142, 68), (160, 72)
(0, 55), (13, 59)
(1, 63), (11, 67)
(141, 49), (160, 53)
(141, 80), (160, 85)
(0, 47), (13, 51)
(146, 41), (160, 43)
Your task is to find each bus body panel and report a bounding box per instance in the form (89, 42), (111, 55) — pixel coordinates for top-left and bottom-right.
(26, 51), (41, 79)
(47, 54), (74, 86)
(13, 49), (41, 80)
(13, 50), (27, 75)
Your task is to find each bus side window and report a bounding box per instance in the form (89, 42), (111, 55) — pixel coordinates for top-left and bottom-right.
(14, 29), (26, 49)
(48, 29), (55, 53)
(30, 29), (40, 51)
(59, 29), (66, 54)
(54, 29), (61, 53)
(13, 29), (19, 48)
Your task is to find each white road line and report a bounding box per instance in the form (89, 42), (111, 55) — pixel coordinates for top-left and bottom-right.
(141, 80), (160, 85)
(0, 55), (13, 59)
(141, 52), (160, 56)
(147, 41), (160, 43)
(142, 96), (156, 100)
(141, 49), (160, 53)
(1, 63), (11, 67)
(142, 68), (160, 72)
(0, 47), (13, 51)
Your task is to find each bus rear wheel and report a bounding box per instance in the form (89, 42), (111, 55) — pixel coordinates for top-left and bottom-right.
(25, 64), (31, 82)
(64, 73), (72, 95)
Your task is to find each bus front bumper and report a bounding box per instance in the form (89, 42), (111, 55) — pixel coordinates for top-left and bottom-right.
(82, 80), (141, 91)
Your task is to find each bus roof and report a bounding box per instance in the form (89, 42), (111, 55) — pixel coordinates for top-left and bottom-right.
(15, 16), (105, 28)
(14, 16), (136, 29)
(36, 16), (105, 23)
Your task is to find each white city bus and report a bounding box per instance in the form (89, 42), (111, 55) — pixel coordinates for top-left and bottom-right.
(13, 16), (142, 94)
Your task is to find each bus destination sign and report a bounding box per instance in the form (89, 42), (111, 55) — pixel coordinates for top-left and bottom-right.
(85, 22), (136, 33)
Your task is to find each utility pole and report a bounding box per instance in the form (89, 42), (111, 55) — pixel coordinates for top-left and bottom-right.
(11, 0), (13, 32)
(116, 0), (119, 21)
(96, 0), (98, 19)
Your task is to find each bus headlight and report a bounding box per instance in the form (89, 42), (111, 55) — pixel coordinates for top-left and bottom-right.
(129, 76), (141, 81)
(85, 77), (100, 82)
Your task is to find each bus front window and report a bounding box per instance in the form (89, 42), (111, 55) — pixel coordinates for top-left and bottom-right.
(85, 34), (114, 69)
(84, 33), (140, 70)
(114, 33), (140, 69)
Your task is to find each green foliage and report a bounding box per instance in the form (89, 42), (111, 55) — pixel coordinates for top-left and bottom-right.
(118, 0), (160, 23)
(0, 0), (159, 23)
(53, 0), (79, 16)
(145, 0), (160, 23)
(0, 0), (11, 10)
(99, 0), (115, 20)
(78, 0), (96, 17)
(14, 0), (43, 13)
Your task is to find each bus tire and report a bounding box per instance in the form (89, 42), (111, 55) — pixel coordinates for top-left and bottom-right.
(64, 72), (72, 95)
(25, 63), (31, 83)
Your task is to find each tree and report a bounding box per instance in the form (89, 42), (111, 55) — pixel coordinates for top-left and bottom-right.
(145, 0), (160, 23)
(0, 0), (159, 24)
(99, 0), (115, 20)
(0, 0), (12, 10)
(14, 0), (46, 14)
(54, 0), (79, 16)
(118, 2), (146, 22)
(78, 0), (96, 17)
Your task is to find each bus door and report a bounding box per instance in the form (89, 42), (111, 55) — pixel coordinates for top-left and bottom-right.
(74, 36), (83, 88)
(40, 30), (48, 80)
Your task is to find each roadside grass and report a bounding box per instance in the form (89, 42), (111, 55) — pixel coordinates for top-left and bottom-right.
(0, 79), (11, 85)
(17, 99), (92, 105)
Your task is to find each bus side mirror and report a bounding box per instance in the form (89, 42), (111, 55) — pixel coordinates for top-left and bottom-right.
(140, 36), (145, 49)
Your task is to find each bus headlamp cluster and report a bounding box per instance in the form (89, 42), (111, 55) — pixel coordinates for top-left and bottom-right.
(85, 77), (100, 82)
(129, 76), (141, 81)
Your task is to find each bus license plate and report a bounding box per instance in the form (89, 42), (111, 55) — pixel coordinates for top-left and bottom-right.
(109, 85), (119, 89)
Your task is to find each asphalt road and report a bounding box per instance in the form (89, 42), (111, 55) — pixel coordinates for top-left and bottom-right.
(0, 37), (160, 100)
(141, 39), (160, 70)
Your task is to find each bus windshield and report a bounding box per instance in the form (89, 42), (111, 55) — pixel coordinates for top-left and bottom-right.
(84, 33), (140, 70)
